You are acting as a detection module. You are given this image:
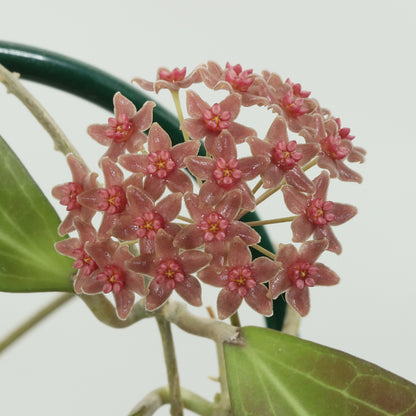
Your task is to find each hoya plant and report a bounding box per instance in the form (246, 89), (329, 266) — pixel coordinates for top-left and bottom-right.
(0, 42), (414, 416)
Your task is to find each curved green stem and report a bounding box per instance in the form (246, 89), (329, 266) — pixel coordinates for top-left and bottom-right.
(0, 293), (73, 354)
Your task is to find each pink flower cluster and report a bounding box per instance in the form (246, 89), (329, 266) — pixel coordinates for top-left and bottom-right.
(53, 62), (365, 319)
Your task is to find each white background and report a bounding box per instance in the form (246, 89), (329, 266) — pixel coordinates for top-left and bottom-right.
(0, 1), (415, 415)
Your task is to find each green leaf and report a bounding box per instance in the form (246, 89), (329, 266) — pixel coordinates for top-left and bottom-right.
(224, 326), (416, 416)
(0, 136), (74, 292)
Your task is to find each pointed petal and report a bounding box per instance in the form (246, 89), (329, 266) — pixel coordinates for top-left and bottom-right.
(265, 116), (288, 144)
(216, 189), (242, 220)
(131, 101), (155, 131)
(286, 287), (310, 317)
(245, 285), (273, 316)
(217, 289), (242, 320)
(175, 275), (202, 307)
(180, 250), (211, 274)
(299, 239), (328, 264)
(285, 165), (315, 193)
(114, 289), (135, 320)
(148, 123), (172, 152)
(228, 237), (251, 267)
(291, 215), (315, 242)
(331, 203), (357, 225)
(174, 224), (204, 249)
(119, 154), (148, 173)
(114, 92), (136, 119)
(155, 193), (182, 222)
(251, 257), (280, 283)
(282, 185), (308, 215)
(185, 156), (215, 180)
(165, 169), (193, 194)
(268, 270), (291, 299)
(146, 280), (172, 311)
(171, 140), (201, 167)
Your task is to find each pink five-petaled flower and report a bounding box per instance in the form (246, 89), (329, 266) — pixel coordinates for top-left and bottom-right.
(174, 188), (260, 258)
(262, 71), (317, 132)
(282, 171), (357, 254)
(54, 217), (98, 294)
(300, 114), (365, 183)
(199, 62), (269, 107)
(185, 131), (268, 211)
(129, 230), (211, 311)
(87, 92), (154, 162)
(133, 66), (202, 93)
(77, 157), (143, 239)
(247, 116), (319, 193)
(119, 123), (200, 201)
(198, 237), (280, 320)
(81, 238), (147, 319)
(181, 90), (256, 152)
(52, 154), (98, 236)
(268, 239), (340, 317)
(112, 186), (182, 254)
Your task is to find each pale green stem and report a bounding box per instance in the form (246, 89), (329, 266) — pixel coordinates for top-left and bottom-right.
(129, 386), (213, 416)
(0, 293), (74, 354)
(251, 243), (275, 259)
(170, 90), (190, 142)
(302, 157), (318, 171)
(255, 179), (286, 206)
(244, 216), (296, 226)
(156, 315), (183, 416)
(251, 178), (263, 195)
(0, 64), (84, 162)
(176, 215), (193, 223)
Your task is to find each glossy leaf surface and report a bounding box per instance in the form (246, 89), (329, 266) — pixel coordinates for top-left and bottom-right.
(224, 326), (416, 415)
(0, 136), (74, 292)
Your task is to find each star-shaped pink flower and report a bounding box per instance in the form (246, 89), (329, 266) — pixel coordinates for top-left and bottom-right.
(185, 131), (268, 211)
(199, 61), (269, 107)
(262, 71), (317, 133)
(198, 237), (280, 319)
(112, 186), (182, 254)
(77, 157), (143, 239)
(81, 238), (147, 319)
(300, 114), (365, 183)
(268, 239), (340, 316)
(247, 116), (319, 193)
(88, 92), (154, 161)
(181, 90), (256, 151)
(119, 123), (200, 201)
(52, 154), (98, 236)
(55, 217), (98, 294)
(133, 66), (202, 93)
(282, 171), (357, 254)
(129, 230), (211, 311)
(174, 188), (260, 258)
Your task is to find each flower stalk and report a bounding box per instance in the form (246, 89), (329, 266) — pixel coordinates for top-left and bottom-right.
(156, 315), (183, 416)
